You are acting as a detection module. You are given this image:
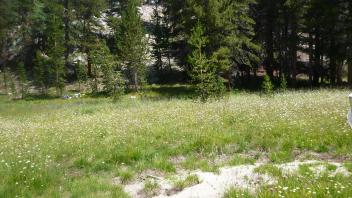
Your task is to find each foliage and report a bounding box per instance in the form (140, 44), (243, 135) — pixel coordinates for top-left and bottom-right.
(261, 74), (274, 95)
(280, 75), (288, 91)
(174, 175), (200, 191)
(143, 180), (160, 197)
(116, 0), (147, 91)
(165, 0), (260, 86)
(188, 22), (225, 101)
(1, 0), (352, 95)
(33, 51), (50, 94)
(46, 2), (66, 96)
(151, 0), (172, 81)
(90, 40), (125, 97)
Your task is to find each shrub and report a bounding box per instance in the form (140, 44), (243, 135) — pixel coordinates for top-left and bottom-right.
(262, 74), (274, 95)
(280, 75), (288, 91)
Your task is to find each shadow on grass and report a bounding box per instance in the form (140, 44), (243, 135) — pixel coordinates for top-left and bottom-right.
(24, 94), (60, 101)
(140, 85), (196, 100)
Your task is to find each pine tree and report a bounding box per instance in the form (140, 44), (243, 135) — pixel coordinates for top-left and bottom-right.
(45, 0), (66, 96)
(91, 40), (122, 95)
(27, 0), (66, 96)
(31, 0), (47, 48)
(151, 0), (164, 76)
(33, 51), (49, 94)
(280, 75), (287, 91)
(262, 74), (274, 95)
(116, 0), (147, 91)
(347, 1), (352, 87)
(166, 0), (260, 88)
(151, 0), (173, 82)
(284, 0), (306, 86)
(71, 0), (106, 77)
(188, 22), (224, 101)
(160, 0), (172, 71)
(0, 0), (25, 95)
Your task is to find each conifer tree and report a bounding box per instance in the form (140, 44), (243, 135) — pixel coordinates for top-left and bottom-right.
(33, 51), (49, 94)
(166, 0), (260, 88)
(151, 0), (173, 82)
(75, 60), (87, 92)
(116, 0), (147, 91)
(71, 0), (106, 77)
(188, 22), (224, 101)
(347, 1), (352, 87)
(91, 40), (122, 95)
(151, 0), (164, 75)
(262, 74), (274, 95)
(45, 1), (66, 96)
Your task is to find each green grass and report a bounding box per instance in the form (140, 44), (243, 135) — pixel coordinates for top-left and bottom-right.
(0, 88), (352, 197)
(115, 168), (135, 184)
(173, 175), (200, 191)
(254, 164), (282, 177)
(345, 163), (352, 172)
(228, 154), (256, 166)
(143, 180), (160, 197)
(224, 189), (254, 198)
(226, 176), (352, 198)
(226, 163), (352, 198)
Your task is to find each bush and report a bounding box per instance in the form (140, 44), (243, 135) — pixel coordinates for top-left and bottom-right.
(262, 74), (274, 95)
(280, 75), (287, 91)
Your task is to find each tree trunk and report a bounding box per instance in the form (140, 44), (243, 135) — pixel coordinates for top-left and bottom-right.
(2, 65), (7, 92)
(336, 60), (342, 85)
(348, 58), (352, 88)
(227, 72), (232, 91)
(83, 20), (92, 77)
(265, 30), (274, 78)
(313, 33), (321, 86)
(87, 54), (92, 77)
(64, 0), (70, 69)
(168, 52), (171, 71)
(329, 56), (336, 85)
(264, 3), (275, 79)
(290, 21), (298, 87)
(134, 71), (139, 92)
(308, 34), (313, 87)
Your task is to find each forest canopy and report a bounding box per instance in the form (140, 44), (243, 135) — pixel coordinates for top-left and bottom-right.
(0, 0), (351, 100)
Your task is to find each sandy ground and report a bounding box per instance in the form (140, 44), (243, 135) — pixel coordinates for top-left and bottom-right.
(119, 160), (350, 198)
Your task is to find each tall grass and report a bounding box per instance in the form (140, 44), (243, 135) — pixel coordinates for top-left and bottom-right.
(0, 89), (351, 197)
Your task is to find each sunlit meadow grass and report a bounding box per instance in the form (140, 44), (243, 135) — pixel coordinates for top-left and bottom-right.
(0, 88), (351, 197)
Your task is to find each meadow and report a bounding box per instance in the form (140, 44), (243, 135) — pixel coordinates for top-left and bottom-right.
(0, 87), (352, 197)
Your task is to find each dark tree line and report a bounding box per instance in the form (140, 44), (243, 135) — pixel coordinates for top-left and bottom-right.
(0, 0), (352, 100)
